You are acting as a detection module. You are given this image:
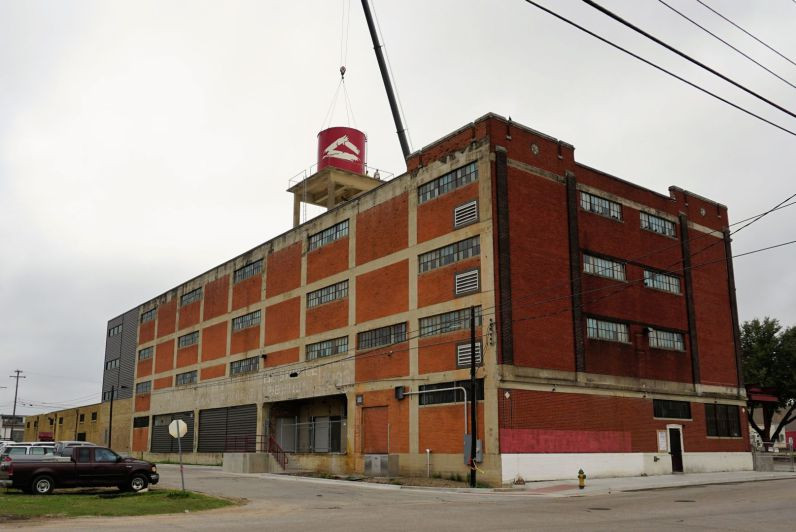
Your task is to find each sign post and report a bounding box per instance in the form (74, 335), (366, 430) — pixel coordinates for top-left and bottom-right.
(168, 419), (188, 491)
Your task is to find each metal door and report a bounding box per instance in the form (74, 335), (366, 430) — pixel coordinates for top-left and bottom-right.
(669, 428), (683, 473)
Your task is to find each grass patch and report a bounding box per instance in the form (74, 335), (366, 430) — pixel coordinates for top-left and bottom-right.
(0, 488), (235, 520)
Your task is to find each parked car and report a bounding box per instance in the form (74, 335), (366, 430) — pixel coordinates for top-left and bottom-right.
(0, 446), (159, 495)
(0, 444), (56, 459)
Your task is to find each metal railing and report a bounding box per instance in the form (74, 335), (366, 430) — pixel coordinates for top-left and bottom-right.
(268, 436), (288, 470)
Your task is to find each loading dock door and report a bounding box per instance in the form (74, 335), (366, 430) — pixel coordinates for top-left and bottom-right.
(362, 406), (388, 454)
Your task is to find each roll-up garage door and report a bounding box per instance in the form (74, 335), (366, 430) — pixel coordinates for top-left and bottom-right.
(197, 408), (227, 453)
(150, 411), (194, 453)
(227, 404), (257, 451)
(197, 404), (257, 452)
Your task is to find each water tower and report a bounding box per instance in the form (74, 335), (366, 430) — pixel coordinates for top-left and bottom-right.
(288, 126), (383, 227)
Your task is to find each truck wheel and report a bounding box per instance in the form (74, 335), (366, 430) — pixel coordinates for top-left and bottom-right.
(32, 475), (55, 495)
(128, 474), (148, 492)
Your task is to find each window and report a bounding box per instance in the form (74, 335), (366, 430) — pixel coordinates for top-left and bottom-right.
(138, 347), (154, 360)
(357, 323), (407, 350)
(76, 448), (91, 463)
(231, 310), (261, 332)
(140, 308), (156, 323)
(135, 381), (152, 395)
(95, 448), (118, 463)
(133, 416), (150, 428)
(643, 270), (681, 294)
(180, 288), (202, 306)
(79, 413), (85, 423)
(456, 342), (483, 368)
(653, 399), (691, 419)
(178, 331), (200, 348)
(420, 307), (482, 337)
(102, 390), (118, 401)
(108, 324), (123, 337)
(454, 200), (479, 227)
(648, 328), (685, 351)
(454, 270), (480, 295)
(91, 412), (97, 422)
(587, 318), (629, 343)
(419, 379), (484, 405)
(308, 220), (349, 251)
(581, 191), (622, 220)
(307, 336), (348, 360)
(176, 371), (197, 386)
(419, 236), (480, 273)
(230, 356), (259, 376)
(583, 254), (626, 281)
(640, 212), (676, 238)
(76, 432), (86, 441)
(104, 358), (119, 370)
(418, 162), (478, 204)
(307, 280), (349, 308)
(58, 417), (63, 425)
(234, 259), (263, 284)
(705, 404), (741, 437)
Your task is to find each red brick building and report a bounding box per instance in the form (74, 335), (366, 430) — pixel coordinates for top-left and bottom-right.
(111, 114), (750, 484)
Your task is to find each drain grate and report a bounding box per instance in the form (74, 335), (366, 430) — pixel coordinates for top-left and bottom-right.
(587, 508), (612, 511)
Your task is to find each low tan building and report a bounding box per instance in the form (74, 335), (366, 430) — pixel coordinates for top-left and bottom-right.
(23, 398), (132, 452)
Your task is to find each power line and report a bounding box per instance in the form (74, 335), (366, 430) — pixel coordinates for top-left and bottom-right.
(696, 0), (796, 69)
(580, 0), (796, 119)
(658, 0), (796, 90)
(521, 1), (796, 137)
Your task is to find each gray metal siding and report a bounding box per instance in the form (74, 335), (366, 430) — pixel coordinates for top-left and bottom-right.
(151, 411), (195, 453)
(101, 307), (138, 402)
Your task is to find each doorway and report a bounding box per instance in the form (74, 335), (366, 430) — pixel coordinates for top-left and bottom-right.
(668, 427), (683, 473)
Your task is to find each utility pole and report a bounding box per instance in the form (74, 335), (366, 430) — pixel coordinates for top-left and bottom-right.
(9, 370), (25, 440)
(469, 306), (478, 488)
(107, 384), (127, 449)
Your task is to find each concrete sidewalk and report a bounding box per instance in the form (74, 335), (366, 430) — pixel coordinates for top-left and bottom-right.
(491, 470), (796, 497)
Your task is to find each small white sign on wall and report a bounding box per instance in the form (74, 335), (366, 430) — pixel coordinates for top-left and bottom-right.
(657, 430), (668, 452)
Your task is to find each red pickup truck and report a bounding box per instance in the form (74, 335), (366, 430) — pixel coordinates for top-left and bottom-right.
(0, 446), (159, 495)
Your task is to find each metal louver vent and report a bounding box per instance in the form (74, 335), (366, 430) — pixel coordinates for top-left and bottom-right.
(456, 343), (483, 368)
(454, 200), (478, 227)
(455, 270), (480, 295)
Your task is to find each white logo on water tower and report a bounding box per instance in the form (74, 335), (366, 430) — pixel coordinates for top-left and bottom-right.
(323, 134), (361, 162)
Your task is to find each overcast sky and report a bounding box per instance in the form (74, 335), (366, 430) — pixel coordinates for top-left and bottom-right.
(1, 0), (794, 416)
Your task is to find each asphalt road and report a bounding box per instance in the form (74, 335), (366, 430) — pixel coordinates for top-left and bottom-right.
(16, 465), (796, 531)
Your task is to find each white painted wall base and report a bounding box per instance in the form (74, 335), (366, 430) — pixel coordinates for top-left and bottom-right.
(501, 452), (753, 484)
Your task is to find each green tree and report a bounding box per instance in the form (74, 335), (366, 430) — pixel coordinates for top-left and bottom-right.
(741, 317), (796, 447)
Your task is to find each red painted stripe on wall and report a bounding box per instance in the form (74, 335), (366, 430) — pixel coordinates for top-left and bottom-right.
(500, 428), (632, 453)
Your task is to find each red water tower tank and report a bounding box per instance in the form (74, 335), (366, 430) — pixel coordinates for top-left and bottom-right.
(317, 127), (367, 174)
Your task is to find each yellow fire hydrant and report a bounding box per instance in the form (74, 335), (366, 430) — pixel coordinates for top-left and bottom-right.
(578, 469), (586, 489)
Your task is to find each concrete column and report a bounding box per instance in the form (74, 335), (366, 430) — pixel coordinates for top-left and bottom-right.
(293, 193), (301, 227)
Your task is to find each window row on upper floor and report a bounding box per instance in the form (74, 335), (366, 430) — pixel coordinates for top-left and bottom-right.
(580, 190), (677, 238)
(586, 317), (685, 351)
(582, 253), (682, 295)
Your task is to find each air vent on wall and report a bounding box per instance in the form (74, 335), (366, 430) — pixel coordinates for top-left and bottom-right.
(454, 200), (478, 227)
(455, 270), (480, 295)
